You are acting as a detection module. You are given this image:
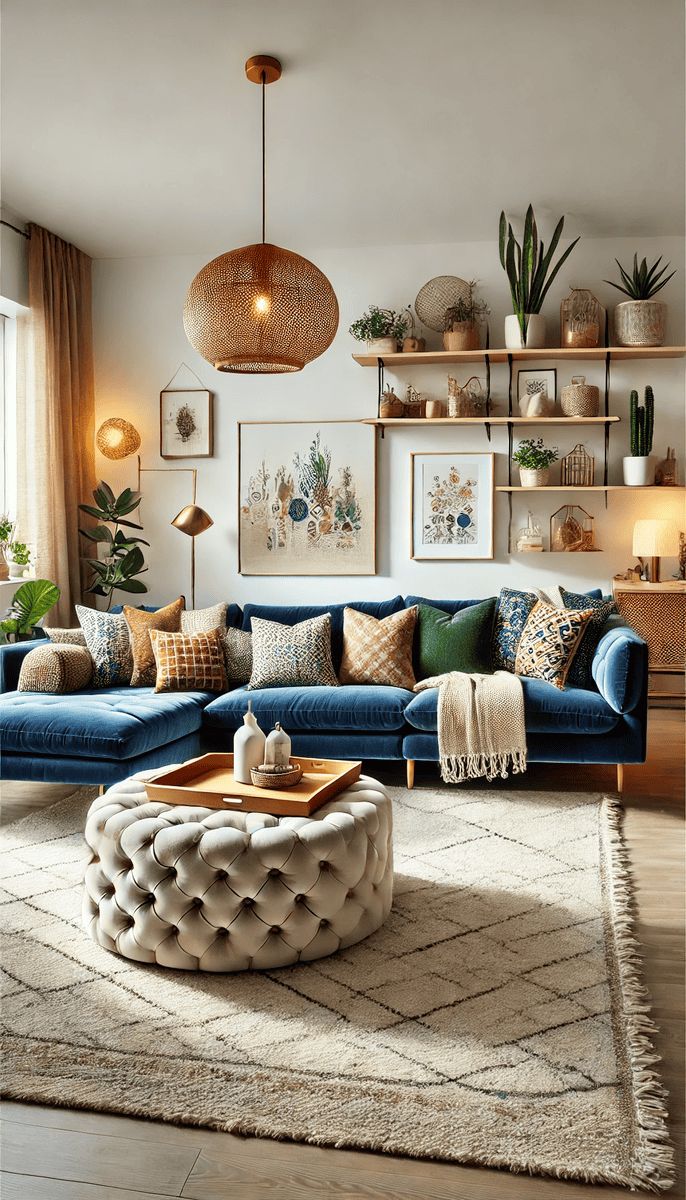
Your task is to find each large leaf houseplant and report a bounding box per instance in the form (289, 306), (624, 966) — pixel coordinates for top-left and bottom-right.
(0, 579), (60, 642)
(499, 206), (580, 349)
(79, 482), (149, 610)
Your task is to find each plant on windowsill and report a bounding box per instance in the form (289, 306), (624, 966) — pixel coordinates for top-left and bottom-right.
(443, 283), (490, 351)
(604, 255), (675, 347)
(7, 540), (32, 580)
(0, 578), (60, 642)
(623, 386), (655, 486)
(512, 438), (559, 487)
(78, 481), (149, 610)
(499, 205), (580, 350)
(349, 306), (409, 355)
(0, 515), (15, 582)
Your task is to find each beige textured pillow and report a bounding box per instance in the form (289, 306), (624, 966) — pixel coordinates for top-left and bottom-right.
(150, 628), (227, 694)
(339, 606), (417, 689)
(18, 644), (93, 693)
(44, 627), (88, 647)
(124, 597), (184, 687)
(219, 627), (252, 685)
(181, 603), (228, 635)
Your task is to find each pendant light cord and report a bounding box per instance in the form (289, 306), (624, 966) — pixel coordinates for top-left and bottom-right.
(261, 70), (266, 243)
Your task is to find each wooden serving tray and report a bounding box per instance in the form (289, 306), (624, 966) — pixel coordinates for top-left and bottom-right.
(145, 754), (362, 816)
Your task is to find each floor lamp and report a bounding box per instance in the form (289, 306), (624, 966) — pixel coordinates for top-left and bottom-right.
(171, 492), (214, 610)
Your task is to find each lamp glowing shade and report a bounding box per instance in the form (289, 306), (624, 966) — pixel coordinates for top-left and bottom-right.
(171, 505), (214, 537)
(96, 418), (141, 460)
(632, 519), (680, 582)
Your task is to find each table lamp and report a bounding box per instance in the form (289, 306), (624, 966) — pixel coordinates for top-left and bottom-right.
(171, 504), (213, 608)
(632, 519), (680, 582)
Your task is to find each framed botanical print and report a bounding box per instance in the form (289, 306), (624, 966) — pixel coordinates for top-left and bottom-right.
(239, 421), (377, 575)
(160, 389), (213, 458)
(410, 452), (494, 560)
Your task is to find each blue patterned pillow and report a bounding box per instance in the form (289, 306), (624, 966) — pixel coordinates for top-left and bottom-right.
(492, 588), (538, 672)
(560, 588), (617, 688)
(76, 606), (133, 687)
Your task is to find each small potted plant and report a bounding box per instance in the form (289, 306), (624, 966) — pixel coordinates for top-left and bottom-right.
(623, 386), (655, 486)
(604, 254), (675, 347)
(512, 438), (559, 487)
(0, 515), (14, 582)
(7, 540), (32, 579)
(499, 206), (580, 349)
(0, 578), (60, 643)
(349, 306), (409, 354)
(443, 283), (490, 351)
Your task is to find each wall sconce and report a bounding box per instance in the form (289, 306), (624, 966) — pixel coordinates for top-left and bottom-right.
(96, 418), (141, 460)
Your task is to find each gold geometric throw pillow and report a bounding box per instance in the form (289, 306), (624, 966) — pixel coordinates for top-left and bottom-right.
(339, 605), (418, 689)
(124, 597), (185, 687)
(514, 600), (595, 690)
(150, 628), (227, 694)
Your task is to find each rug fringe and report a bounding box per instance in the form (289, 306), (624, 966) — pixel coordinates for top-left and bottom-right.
(601, 795), (676, 1192)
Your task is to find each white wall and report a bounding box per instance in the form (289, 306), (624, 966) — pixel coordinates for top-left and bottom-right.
(92, 234), (685, 609)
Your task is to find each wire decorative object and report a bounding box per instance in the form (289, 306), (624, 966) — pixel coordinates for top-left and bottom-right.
(550, 504), (598, 552)
(560, 443), (595, 487)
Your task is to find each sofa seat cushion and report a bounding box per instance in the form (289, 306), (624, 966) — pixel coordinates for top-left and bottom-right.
(203, 684), (413, 733)
(404, 676), (619, 735)
(0, 687), (213, 759)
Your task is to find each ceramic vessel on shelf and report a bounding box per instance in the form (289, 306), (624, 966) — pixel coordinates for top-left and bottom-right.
(614, 300), (666, 347)
(560, 289), (603, 348)
(519, 467), (550, 487)
(425, 400), (443, 419)
(560, 376), (600, 418)
(622, 456), (653, 486)
(265, 722), (291, 768)
(442, 322), (480, 351)
(504, 314), (546, 350)
(365, 337), (397, 355)
(402, 336), (425, 353)
(519, 390), (554, 417)
(233, 701), (266, 784)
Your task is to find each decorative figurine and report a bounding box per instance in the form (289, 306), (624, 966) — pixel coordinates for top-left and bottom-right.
(265, 721), (291, 768)
(655, 447), (678, 486)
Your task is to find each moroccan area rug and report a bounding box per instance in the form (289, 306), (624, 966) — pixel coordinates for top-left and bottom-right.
(0, 781), (674, 1191)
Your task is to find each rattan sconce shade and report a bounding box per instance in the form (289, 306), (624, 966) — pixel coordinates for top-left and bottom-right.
(96, 418), (141, 460)
(184, 242), (339, 373)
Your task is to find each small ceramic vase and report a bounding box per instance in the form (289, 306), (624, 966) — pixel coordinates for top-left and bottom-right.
(265, 722), (291, 768)
(233, 701), (266, 784)
(504, 314), (546, 350)
(425, 400), (443, 419)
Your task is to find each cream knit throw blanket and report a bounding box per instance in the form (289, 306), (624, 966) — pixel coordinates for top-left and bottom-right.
(413, 670), (527, 783)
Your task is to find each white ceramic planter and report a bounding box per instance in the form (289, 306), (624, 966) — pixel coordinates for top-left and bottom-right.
(365, 337), (397, 355)
(505, 314), (546, 350)
(614, 301), (666, 348)
(622, 456), (653, 486)
(519, 467), (550, 487)
(8, 559), (29, 579)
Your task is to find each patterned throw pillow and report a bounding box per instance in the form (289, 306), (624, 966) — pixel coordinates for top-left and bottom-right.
(150, 629), (227, 694)
(180, 602), (228, 635)
(492, 588), (538, 673)
(561, 588), (618, 688)
(76, 606), (133, 687)
(219, 627), (252, 685)
(43, 627), (88, 647)
(248, 614), (338, 690)
(18, 644), (93, 693)
(124, 597), (185, 687)
(339, 606), (417, 689)
(515, 600), (595, 690)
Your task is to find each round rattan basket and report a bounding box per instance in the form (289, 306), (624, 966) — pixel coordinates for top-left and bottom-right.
(560, 376), (600, 417)
(250, 763), (303, 789)
(414, 276), (471, 333)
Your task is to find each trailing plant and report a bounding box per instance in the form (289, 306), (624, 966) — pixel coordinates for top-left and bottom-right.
(0, 578), (60, 640)
(512, 438), (559, 470)
(444, 282), (490, 330)
(7, 541), (31, 566)
(604, 254), (675, 301)
(629, 386), (654, 457)
(349, 306), (409, 343)
(498, 205), (580, 344)
(78, 481), (149, 609)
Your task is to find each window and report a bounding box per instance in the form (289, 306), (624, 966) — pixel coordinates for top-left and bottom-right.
(0, 311), (18, 519)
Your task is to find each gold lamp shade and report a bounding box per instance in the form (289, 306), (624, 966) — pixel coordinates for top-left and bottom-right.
(171, 504), (214, 537)
(96, 418), (141, 460)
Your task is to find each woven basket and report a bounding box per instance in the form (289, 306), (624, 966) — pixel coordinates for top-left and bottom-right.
(560, 376), (600, 417)
(251, 763), (303, 789)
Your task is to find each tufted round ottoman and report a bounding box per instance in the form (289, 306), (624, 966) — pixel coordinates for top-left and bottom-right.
(83, 771), (393, 972)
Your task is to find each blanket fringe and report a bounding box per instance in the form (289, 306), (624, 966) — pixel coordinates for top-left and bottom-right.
(440, 750), (527, 784)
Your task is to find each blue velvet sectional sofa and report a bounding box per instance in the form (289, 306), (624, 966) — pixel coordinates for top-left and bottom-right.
(0, 593), (648, 792)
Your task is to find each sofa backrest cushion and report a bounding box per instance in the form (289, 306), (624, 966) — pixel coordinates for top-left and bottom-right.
(241, 597), (405, 671)
(404, 595), (483, 617)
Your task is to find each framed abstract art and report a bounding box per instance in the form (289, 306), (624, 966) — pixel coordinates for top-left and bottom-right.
(410, 451), (494, 560)
(160, 389), (213, 459)
(238, 421), (377, 575)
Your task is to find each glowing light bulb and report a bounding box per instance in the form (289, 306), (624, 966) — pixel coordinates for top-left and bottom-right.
(254, 293), (271, 315)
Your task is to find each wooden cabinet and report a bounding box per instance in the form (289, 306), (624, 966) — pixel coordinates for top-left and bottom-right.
(612, 580), (685, 701)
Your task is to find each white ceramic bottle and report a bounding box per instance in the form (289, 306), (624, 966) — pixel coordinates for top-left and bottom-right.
(265, 722), (291, 768)
(233, 701), (266, 784)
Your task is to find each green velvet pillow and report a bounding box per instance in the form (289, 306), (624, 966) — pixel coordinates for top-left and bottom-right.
(416, 599), (497, 679)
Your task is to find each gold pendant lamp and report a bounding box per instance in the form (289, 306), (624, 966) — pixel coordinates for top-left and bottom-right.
(184, 55), (339, 374)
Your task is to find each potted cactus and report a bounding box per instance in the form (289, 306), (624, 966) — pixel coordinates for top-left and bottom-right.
(499, 206), (580, 349)
(604, 255), (675, 347)
(512, 438), (559, 487)
(623, 386), (655, 486)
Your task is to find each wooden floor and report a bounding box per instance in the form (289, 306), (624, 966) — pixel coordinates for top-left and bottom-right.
(1, 708), (683, 1200)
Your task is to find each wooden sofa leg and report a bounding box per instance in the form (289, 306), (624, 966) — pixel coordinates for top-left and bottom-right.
(98, 785), (106, 797)
(406, 759), (415, 790)
(616, 764), (624, 794)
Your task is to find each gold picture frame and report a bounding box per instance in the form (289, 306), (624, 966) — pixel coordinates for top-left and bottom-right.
(410, 451), (495, 560)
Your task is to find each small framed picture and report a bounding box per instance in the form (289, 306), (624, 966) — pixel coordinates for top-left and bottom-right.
(411, 452), (494, 560)
(517, 368), (557, 405)
(160, 389), (213, 459)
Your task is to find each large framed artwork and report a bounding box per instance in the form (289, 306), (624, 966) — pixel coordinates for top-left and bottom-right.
(238, 421), (377, 575)
(160, 389), (213, 459)
(410, 452), (494, 560)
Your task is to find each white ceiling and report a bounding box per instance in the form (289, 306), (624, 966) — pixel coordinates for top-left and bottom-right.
(2, 0), (684, 259)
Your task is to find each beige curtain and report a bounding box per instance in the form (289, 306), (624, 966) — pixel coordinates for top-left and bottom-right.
(17, 224), (96, 624)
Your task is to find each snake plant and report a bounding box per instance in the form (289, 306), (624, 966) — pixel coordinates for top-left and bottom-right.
(604, 254), (675, 301)
(499, 206), (580, 344)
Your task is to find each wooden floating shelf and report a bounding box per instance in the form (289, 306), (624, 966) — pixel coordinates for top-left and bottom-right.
(497, 485), (686, 492)
(353, 346), (686, 367)
(513, 550), (603, 554)
(363, 416), (620, 428)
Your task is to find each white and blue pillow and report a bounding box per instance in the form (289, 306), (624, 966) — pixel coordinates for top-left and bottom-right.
(76, 606), (133, 687)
